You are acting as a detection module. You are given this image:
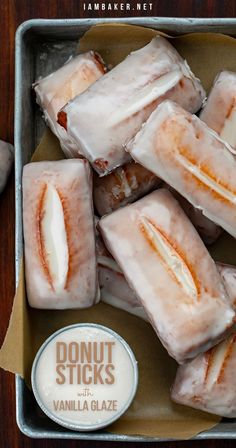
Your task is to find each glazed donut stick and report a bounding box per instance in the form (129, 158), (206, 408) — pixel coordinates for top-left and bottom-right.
(98, 240), (235, 322)
(95, 220), (148, 321)
(97, 211), (235, 321)
(171, 332), (236, 418)
(34, 51), (106, 158)
(94, 161), (161, 216)
(0, 140), (14, 193)
(58, 36), (205, 175)
(97, 211), (235, 320)
(23, 159), (99, 309)
(127, 100), (236, 238)
(99, 189), (235, 364)
(200, 71), (236, 149)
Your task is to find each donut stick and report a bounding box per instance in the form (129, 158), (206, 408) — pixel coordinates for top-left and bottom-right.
(97, 212), (235, 321)
(97, 209), (236, 319)
(200, 71), (236, 149)
(171, 332), (236, 417)
(99, 189), (235, 364)
(23, 159), (99, 309)
(58, 36), (205, 175)
(128, 100), (236, 238)
(94, 161), (161, 216)
(34, 52), (106, 157)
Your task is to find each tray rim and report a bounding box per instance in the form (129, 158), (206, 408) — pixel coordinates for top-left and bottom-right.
(14, 16), (236, 441)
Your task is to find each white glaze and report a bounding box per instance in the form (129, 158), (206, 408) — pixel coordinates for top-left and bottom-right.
(34, 52), (105, 157)
(99, 189), (235, 364)
(140, 216), (198, 300)
(175, 151), (236, 204)
(59, 37), (205, 175)
(127, 100), (236, 238)
(40, 184), (69, 291)
(108, 70), (182, 126)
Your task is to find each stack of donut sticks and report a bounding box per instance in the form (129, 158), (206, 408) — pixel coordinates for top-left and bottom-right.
(23, 35), (236, 418)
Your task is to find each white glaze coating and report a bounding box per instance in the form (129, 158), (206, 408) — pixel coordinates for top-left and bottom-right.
(99, 189), (235, 364)
(0, 140), (13, 193)
(127, 100), (236, 238)
(200, 71), (236, 149)
(40, 184), (69, 291)
(23, 159), (99, 309)
(34, 52), (105, 157)
(59, 37), (205, 175)
(171, 332), (236, 417)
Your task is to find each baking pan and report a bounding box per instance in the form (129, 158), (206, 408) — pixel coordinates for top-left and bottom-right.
(14, 17), (236, 440)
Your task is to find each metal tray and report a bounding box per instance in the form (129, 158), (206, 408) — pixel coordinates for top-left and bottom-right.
(14, 17), (236, 441)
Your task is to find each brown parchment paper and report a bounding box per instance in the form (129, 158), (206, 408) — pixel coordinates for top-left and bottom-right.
(3, 23), (236, 439)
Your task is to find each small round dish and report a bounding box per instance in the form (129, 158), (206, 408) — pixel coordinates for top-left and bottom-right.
(31, 323), (138, 431)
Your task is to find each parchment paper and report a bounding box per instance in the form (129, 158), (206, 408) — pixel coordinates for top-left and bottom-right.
(3, 23), (236, 438)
